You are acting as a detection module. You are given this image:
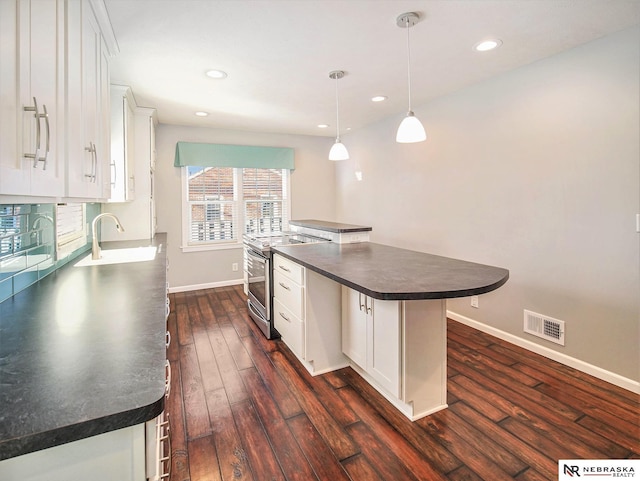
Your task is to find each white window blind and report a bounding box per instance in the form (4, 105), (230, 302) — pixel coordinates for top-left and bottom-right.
(243, 168), (288, 236)
(186, 166), (237, 244)
(56, 203), (86, 253)
(182, 167), (290, 250)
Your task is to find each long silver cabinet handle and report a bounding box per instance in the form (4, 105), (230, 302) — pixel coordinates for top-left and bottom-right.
(279, 311), (290, 322)
(37, 104), (50, 170)
(91, 142), (98, 182)
(278, 265), (291, 272)
(359, 292), (365, 311)
(23, 97), (40, 166)
(84, 142), (97, 182)
(365, 296), (372, 314)
(110, 160), (116, 187)
(279, 281), (290, 291)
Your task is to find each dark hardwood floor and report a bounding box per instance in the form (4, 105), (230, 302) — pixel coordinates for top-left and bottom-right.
(166, 286), (639, 481)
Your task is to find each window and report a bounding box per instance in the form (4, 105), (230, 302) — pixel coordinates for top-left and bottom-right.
(182, 166), (290, 250)
(56, 203), (87, 255)
(243, 168), (288, 236)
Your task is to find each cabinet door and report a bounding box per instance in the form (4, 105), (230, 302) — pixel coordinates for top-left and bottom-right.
(109, 87), (135, 202)
(24, 0), (64, 197)
(341, 287), (367, 369)
(66, 0), (109, 200)
(1, 0), (63, 197)
(97, 33), (112, 199)
(368, 298), (401, 397)
(0, 0), (23, 193)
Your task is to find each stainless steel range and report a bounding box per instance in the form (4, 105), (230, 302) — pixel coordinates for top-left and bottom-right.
(243, 232), (329, 339)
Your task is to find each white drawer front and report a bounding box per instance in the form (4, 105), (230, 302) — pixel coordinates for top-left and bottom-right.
(273, 297), (304, 359)
(273, 254), (304, 284)
(274, 270), (304, 318)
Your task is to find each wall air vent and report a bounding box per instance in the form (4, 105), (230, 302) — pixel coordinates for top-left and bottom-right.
(524, 310), (565, 346)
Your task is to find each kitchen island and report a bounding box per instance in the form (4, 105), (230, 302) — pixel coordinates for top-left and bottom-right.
(271, 241), (509, 420)
(0, 234), (168, 479)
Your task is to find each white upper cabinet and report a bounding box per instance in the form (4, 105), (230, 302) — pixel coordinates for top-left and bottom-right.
(109, 85), (135, 202)
(0, 0), (116, 201)
(66, 0), (113, 200)
(0, 0), (65, 198)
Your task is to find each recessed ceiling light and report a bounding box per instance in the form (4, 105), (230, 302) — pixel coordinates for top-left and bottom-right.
(371, 96), (387, 102)
(474, 39), (502, 52)
(205, 69), (227, 79)
(317, 124), (329, 129)
(195, 111), (209, 117)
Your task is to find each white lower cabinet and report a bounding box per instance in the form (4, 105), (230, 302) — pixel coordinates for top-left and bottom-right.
(342, 286), (448, 421)
(273, 255), (448, 421)
(273, 254), (347, 375)
(0, 424), (146, 481)
(342, 287), (401, 397)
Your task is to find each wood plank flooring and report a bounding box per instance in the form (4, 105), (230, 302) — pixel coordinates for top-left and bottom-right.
(167, 286), (639, 481)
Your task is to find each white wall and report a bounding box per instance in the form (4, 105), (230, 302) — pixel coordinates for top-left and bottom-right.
(154, 124), (336, 290)
(335, 27), (639, 383)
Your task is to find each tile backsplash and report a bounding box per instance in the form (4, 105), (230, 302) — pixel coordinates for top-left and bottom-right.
(0, 203), (100, 303)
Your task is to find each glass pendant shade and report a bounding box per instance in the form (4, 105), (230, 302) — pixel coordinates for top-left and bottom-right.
(396, 111), (426, 143)
(329, 139), (349, 161)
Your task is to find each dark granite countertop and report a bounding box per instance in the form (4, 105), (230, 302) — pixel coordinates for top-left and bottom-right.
(0, 234), (168, 461)
(289, 219), (372, 233)
(272, 242), (509, 300)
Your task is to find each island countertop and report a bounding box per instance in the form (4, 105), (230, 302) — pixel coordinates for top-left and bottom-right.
(289, 219), (372, 233)
(272, 242), (509, 300)
(0, 234), (168, 461)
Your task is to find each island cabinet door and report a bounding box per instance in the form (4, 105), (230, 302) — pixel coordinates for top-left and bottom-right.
(367, 298), (401, 397)
(341, 286), (367, 369)
(341, 287), (401, 397)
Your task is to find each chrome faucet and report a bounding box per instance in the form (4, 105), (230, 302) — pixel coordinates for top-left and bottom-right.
(92, 213), (125, 260)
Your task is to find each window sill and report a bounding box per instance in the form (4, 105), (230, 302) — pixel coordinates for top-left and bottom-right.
(180, 242), (242, 253)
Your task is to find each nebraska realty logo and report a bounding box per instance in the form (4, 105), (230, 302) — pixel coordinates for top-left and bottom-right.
(559, 460), (638, 479)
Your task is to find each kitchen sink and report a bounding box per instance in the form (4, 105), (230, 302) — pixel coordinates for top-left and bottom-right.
(74, 246), (158, 267)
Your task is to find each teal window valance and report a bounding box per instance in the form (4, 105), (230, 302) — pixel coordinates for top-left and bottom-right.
(174, 141), (295, 170)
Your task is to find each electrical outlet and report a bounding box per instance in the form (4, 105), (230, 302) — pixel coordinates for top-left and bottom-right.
(232, 262), (238, 272)
(471, 296), (479, 308)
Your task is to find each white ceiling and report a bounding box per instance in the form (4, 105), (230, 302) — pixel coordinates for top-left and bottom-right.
(104, 0), (640, 137)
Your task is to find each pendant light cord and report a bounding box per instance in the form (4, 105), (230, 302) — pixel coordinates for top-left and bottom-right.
(405, 16), (412, 112)
(335, 76), (341, 141)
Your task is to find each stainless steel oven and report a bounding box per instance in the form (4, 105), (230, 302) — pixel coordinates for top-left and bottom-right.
(243, 232), (329, 339)
(245, 243), (271, 338)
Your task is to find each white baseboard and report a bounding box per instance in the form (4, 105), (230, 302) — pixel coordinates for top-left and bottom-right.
(447, 310), (640, 395)
(168, 278), (243, 294)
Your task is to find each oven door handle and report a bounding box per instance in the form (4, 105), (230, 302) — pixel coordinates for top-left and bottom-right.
(245, 246), (267, 263)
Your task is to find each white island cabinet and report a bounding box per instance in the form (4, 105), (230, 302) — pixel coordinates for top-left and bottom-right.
(342, 288), (402, 397)
(273, 253), (348, 375)
(342, 286), (448, 420)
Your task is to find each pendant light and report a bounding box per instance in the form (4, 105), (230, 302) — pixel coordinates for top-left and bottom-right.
(328, 70), (349, 161)
(396, 12), (426, 143)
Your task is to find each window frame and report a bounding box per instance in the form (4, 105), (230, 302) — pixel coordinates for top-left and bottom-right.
(180, 166), (291, 252)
